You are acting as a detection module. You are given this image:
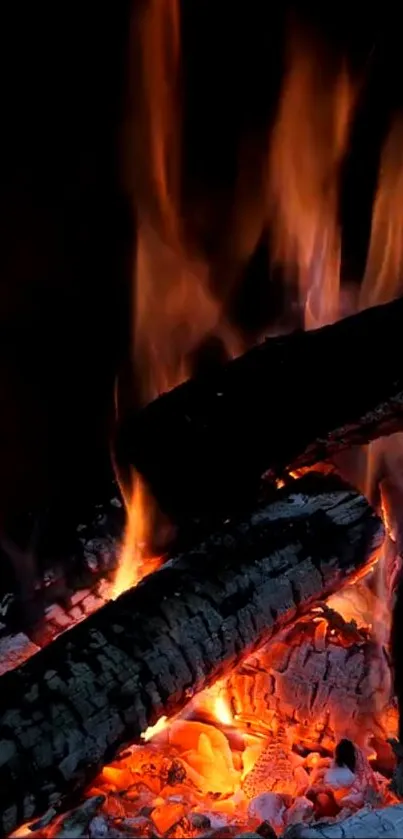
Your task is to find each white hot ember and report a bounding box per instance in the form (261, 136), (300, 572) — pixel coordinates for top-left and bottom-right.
(7, 586), (401, 839)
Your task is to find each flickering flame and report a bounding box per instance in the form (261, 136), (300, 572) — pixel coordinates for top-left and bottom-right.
(264, 28), (403, 734)
(267, 28), (356, 328)
(359, 116), (403, 309)
(114, 0), (241, 596)
(126, 0), (181, 242)
(8, 20), (403, 839)
(111, 473), (161, 598)
(268, 35), (403, 621)
(356, 117), (403, 618)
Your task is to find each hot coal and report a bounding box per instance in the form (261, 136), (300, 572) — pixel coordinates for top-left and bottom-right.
(0, 473), (383, 836)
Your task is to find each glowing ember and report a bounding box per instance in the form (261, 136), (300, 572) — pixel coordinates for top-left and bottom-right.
(6, 11), (403, 839)
(142, 715), (169, 743)
(22, 602), (394, 838)
(213, 695), (234, 728)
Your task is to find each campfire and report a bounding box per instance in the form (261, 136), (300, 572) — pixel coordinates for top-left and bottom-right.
(4, 4), (403, 838)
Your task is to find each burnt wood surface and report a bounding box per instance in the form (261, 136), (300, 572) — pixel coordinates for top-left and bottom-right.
(117, 296), (403, 530)
(280, 804), (403, 838)
(224, 605), (392, 751)
(0, 473), (383, 836)
(0, 484), (124, 637)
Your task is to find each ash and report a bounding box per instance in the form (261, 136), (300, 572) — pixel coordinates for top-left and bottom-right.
(8, 596), (401, 839)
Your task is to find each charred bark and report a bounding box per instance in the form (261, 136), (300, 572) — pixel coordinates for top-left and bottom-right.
(0, 473), (383, 836)
(281, 803), (403, 838)
(117, 296), (403, 530)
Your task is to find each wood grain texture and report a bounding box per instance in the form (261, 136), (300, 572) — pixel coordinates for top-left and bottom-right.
(0, 473), (383, 836)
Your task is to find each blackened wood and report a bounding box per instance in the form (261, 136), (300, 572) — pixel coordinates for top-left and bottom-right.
(0, 484), (124, 638)
(117, 296), (403, 529)
(280, 804), (403, 838)
(0, 473), (383, 836)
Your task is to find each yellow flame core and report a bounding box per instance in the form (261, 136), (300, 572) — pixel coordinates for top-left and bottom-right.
(213, 695), (234, 727)
(112, 477), (148, 599)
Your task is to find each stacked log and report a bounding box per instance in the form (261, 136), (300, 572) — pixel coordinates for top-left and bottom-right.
(0, 473), (383, 836)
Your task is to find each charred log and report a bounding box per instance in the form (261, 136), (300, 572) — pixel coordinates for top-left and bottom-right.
(117, 296), (403, 530)
(223, 604), (393, 752)
(281, 803), (403, 838)
(0, 473), (382, 836)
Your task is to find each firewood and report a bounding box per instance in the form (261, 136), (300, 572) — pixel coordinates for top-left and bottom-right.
(0, 473), (382, 837)
(281, 803), (403, 838)
(117, 296), (403, 529)
(223, 605), (392, 751)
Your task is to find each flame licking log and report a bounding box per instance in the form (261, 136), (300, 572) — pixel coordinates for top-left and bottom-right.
(224, 605), (393, 758)
(118, 295), (403, 533)
(0, 473), (382, 837)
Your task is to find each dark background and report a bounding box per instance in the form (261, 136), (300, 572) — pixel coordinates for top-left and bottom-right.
(0, 2), (401, 544)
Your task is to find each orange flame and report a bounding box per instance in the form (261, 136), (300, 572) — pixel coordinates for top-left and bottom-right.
(358, 117), (403, 613)
(113, 0), (241, 597)
(111, 475), (160, 598)
(359, 116), (403, 310)
(125, 0), (181, 243)
(267, 29), (356, 329)
(267, 33), (403, 654)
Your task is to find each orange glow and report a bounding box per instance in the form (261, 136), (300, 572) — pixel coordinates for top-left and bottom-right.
(355, 116), (403, 630)
(266, 34), (403, 653)
(15, 21), (403, 839)
(112, 474), (160, 598)
(267, 29), (355, 329)
(359, 117), (403, 309)
(114, 0), (242, 597)
(212, 695), (234, 727)
(48, 605), (392, 837)
(141, 715), (169, 743)
(133, 221), (241, 403)
(104, 20), (403, 835)
(126, 0), (181, 243)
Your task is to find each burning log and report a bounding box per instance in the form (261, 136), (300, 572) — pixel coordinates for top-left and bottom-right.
(281, 803), (403, 838)
(223, 605), (393, 753)
(117, 296), (403, 529)
(0, 473), (382, 836)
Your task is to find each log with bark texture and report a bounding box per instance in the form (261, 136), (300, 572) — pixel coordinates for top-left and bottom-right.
(117, 296), (403, 529)
(281, 804), (403, 838)
(0, 474), (383, 837)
